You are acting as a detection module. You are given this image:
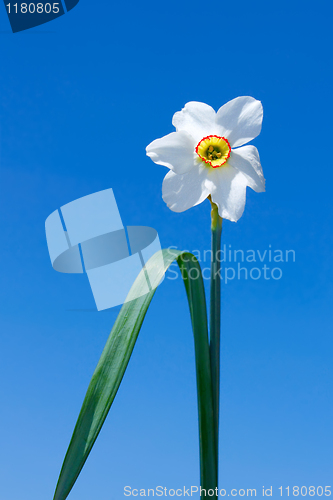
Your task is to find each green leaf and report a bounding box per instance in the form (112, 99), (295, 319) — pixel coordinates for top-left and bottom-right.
(53, 248), (216, 500)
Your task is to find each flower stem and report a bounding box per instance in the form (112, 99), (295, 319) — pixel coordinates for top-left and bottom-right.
(178, 255), (217, 496)
(209, 197), (223, 484)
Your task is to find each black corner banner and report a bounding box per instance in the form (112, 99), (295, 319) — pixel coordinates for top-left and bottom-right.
(3, 0), (80, 32)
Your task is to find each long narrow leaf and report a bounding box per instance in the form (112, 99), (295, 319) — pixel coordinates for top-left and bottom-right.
(53, 248), (216, 500)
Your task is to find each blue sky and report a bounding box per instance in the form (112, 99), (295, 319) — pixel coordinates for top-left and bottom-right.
(0, 0), (333, 499)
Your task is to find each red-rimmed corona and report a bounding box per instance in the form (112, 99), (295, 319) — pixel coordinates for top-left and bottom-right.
(195, 135), (231, 168)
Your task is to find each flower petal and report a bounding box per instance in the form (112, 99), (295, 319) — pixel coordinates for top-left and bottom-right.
(205, 165), (248, 222)
(228, 146), (265, 193)
(162, 163), (210, 213)
(216, 96), (263, 148)
(172, 102), (217, 143)
(146, 130), (196, 175)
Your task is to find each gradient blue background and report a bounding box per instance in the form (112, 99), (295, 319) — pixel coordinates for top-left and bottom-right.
(0, 1), (332, 499)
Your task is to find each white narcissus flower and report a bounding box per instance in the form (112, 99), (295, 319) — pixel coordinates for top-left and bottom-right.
(146, 97), (265, 222)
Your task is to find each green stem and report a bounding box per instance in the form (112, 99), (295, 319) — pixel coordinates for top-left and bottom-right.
(178, 255), (217, 495)
(209, 198), (223, 481)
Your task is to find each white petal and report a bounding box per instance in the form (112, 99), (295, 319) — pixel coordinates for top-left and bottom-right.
(228, 146), (265, 193)
(172, 102), (217, 143)
(146, 131), (196, 175)
(162, 163), (210, 213)
(216, 96), (263, 148)
(205, 166), (248, 222)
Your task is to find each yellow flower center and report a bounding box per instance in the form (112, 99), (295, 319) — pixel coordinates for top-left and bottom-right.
(195, 135), (231, 168)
